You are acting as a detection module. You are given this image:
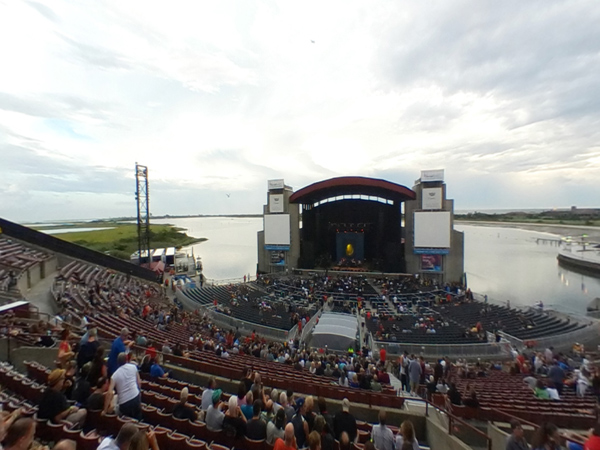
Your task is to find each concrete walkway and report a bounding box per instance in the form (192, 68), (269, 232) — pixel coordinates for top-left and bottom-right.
(22, 272), (58, 317)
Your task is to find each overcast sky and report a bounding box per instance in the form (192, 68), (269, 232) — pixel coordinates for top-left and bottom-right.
(1, 1), (599, 222)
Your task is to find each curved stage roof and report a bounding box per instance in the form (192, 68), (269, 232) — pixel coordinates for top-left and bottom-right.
(289, 176), (416, 204)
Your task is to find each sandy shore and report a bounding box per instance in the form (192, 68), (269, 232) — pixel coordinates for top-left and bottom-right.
(456, 220), (600, 238)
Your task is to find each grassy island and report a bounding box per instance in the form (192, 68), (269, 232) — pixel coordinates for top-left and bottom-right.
(32, 221), (205, 260)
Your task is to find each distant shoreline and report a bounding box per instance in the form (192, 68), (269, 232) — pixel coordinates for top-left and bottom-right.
(456, 220), (600, 238)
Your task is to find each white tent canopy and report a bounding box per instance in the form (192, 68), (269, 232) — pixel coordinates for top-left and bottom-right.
(310, 312), (358, 351)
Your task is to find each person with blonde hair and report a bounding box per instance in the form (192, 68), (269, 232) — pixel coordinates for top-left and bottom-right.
(128, 430), (159, 450)
(396, 420), (419, 450)
(173, 387), (197, 421)
(223, 395), (246, 438)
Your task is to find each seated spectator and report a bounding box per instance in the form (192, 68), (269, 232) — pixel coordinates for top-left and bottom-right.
(2, 418), (36, 450)
(505, 420), (529, 450)
(584, 424), (600, 450)
(53, 439), (76, 450)
(201, 377), (217, 411)
(531, 422), (560, 450)
(273, 423), (297, 450)
(241, 391), (254, 420)
(463, 388), (480, 408)
(38, 369), (87, 427)
(371, 375), (383, 392)
(88, 377), (108, 411)
(267, 408), (287, 445)
(223, 395), (247, 439)
(245, 400), (267, 440)
(396, 420), (419, 450)
(339, 432), (352, 450)
(149, 355), (168, 378)
(534, 380), (551, 400)
(205, 389), (225, 431)
(313, 415), (334, 450)
(98, 423), (138, 450)
(447, 383), (462, 405)
(173, 387), (198, 421)
(308, 430), (321, 450)
(72, 363), (92, 407)
(129, 429), (159, 450)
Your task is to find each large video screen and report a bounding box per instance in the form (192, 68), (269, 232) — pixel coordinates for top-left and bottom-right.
(336, 232), (365, 262)
(264, 214), (290, 246)
(414, 211), (451, 248)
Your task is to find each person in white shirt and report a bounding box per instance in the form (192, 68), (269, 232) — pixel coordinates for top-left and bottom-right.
(201, 377), (217, 411)
(104, 353), (141, 420)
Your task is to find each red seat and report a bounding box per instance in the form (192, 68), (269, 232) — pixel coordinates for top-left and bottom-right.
(78, 430), (101, 450)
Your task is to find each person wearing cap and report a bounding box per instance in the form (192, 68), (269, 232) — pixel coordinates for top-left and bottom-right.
(173, 388), (197, 422)
(333, 399), (357, 443)
(107, 328), (133, 377)
(38, 369), (87, 427)
(205, 389), (225, 431)
(97, 423), (140, 450)
(104, 353), (141, 420)
(291, 397), (309, 449)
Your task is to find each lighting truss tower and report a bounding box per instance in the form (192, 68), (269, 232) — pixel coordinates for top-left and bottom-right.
(135, 163), (151, 267)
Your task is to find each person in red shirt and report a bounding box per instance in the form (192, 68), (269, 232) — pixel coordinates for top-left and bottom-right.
(145, 342), (157, 360)
(380, 347), (386, 365)
(274, 423), (297, 450)
(585, 424), (600, 450)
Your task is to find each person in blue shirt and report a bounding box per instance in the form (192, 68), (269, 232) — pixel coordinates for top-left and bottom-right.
(107, 328), (132, 377)
(150, 355), (168, 378)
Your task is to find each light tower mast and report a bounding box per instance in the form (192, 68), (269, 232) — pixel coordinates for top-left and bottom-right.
(135, 163), (151, 266)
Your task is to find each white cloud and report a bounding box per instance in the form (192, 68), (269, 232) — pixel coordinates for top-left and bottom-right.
(0, 0), (599, 221)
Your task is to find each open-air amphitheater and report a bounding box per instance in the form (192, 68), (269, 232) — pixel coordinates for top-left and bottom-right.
(0, 216), (599, 450)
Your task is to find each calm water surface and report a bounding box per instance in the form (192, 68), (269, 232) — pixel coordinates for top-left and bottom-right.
(153, 218), (600, 315)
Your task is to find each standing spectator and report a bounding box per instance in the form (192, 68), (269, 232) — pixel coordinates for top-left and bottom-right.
(409, 357), (422, 394)
(548, 361), (565, 395)
(58, 329), (74, 367)
(107, 328), (132, 377)
(38, 369), (87, 427)
(245, 400), (267, 440)
(201, 378), (217, 411)
(372, 410), (394, 450)
(333, 398), (357, 443)
(104, 353), (141, 420)
(506, 420), (529, 450)
(530, 423), (561, 450)
(396, 420), (419, 450)
(77, 328), (100, 370)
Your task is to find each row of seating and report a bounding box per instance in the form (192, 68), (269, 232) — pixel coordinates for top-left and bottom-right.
(0, 237), (52, 270)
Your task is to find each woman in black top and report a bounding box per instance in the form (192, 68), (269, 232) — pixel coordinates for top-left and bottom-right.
(447, 383), (462, 405)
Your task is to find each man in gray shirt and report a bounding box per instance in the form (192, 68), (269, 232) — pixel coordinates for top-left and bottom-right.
(506, 420), (529, 450)
(409, 357), (422, 394)
(205, 389), (225, 431)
